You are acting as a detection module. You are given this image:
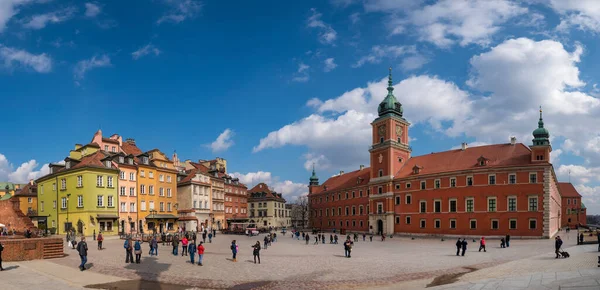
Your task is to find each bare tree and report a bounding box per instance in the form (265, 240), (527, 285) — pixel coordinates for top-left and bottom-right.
(291, 195), (309, 229)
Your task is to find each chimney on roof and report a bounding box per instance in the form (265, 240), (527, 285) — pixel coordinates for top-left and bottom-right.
(29, 179), (34, 185)
(510, 136), (516, 145)
(125, 138), (135, 145)
(461, 142), (468, 151)
(339, 171), (344, 175)
(360, 165), (364, 170)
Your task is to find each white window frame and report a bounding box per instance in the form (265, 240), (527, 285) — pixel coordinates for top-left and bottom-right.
(77, 195), (83, 208)
(149, 185), (154, 195)
(529, 218), (537, 229)
(508, 173), (516, 184)
(130, 187), (135, 196)
(528, 196), (538, 212)
(61, 178), (66, 190)
(509, 218), (517, 230)
(405, 194), (412, 204)
(120, 186), (126, 196)
(405, 216), (411, 224)
(97, 195), (104, 207)
(529, 172), (537, 184)
(141, 201), (146, 211)
(449, 219), (456, 229)
(434, 179), (441, 189)
(395, 216), (400, 224)
(467, 176), (473, 186)
(434, 199), (442, 213)
(167, 188), (172, 197)
(419, 200), (426, 213)
(488, 174), (496, 185)
(77, 176), (83, 187)
(449, 198), (457, 213)
(491, 219), (499, 230)
(149, 201), (154, 210)
(450, 177), (456, 187)
(420, 181), (426, 190)
(149, 171), (154, 178)
(159, 174), (164, 182)
(167, 176), (172, 183)
(406, 182), (411, 188)
(159, 187), (164, 196)
(107, 195), (113, 207)
(121, 202), (127, 212)
(507, 196), (517, 212)
(107, 176), (113, 188)
(61, 197), (67, 209)
(420, 219), (426, 228)
(487, 196), (497, 212)
(140, 170), (145, 177)
(97, 175), (103, 187)
(434, 219), (441, 229)
(130, 202), (136, 212)
(466, 198), (474, 213)
(469, 219), (477, 229)
(120, 171), (125, 180)
(377, 202), (383, 214)
(130, 172), (135, 181)
(395, 195), (401, 205)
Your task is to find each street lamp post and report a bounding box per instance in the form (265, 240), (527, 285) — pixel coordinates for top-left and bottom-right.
(149, 209), (157, 234)
(128, 216), (132, 236)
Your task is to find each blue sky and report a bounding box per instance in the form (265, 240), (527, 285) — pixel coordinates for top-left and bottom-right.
(2, 0), (600, 214)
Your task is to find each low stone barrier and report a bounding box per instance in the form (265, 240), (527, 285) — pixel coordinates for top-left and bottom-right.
(0, 237), (64, 261)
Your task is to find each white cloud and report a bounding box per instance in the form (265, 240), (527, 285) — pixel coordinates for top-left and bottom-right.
(366, 0), (527, 47)
(230, 171), (307, 200)
(450, 141), (490, 150)
(209, 129), (234, 153)
(574, 184), (600, 215)
(22, 7), (76, 30)
(349, 13), (360, 24)
(0, 45), (52, 73)
(549, 0), (600, 33)
(74, 54), (111, 80)
(303, 153), (331, 171)
(307, 8), (337, 45)
(157, 0), (202, 24)
(550, 148), (562, 164)
(85, 3), (101, 18)
(353, 45), (424, 68)
(400, 54), (429, 71)
(292, 63), (310, 82)
(132, 44), (161, 60)
(323, 58), (337, 72)
(0, 153), (50, 184)
(0, 0), (41, 33)
(330, 0), (358, 8)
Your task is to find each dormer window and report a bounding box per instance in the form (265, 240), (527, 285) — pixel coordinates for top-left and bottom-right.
(128, 158), (133, 165)
(412, 165), (422, 174)
(142, 157), (149, 164)
(119, 156), (124, 163)
(65, 161), (71, 169)
(477, 156), (489, 166)
(105, 160), (111, 168)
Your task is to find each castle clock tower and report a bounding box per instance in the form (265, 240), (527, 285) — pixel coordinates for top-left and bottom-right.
(368, 68), (411, 236)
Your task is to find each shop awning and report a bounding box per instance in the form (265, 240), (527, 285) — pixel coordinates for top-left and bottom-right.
(145, 214), (178, 220)
(96, 214), (119, 219)
(178, 216), (198, 221)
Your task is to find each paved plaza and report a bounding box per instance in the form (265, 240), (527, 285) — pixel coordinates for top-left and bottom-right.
(1, 230), (599, 289)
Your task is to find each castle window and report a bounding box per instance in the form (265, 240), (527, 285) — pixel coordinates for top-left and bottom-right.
(449, 199), (457, 212)
(434, 219), (441, 229)
(470, 219), (477, 229)
(420, 219), (426, 228)
(380, 137), (384, 144)
(378, 187), (383, 194)
(395, 196), (401, 205)
(467, 176), (473, 186)
(434, 200), (441, 213)
(395, 184), (400, 190)
(395, 216), (400, 224)
(529, 219), (537, 229)
(379, 169), (383, 177)
(405, 194), (412, 204)
(450, 178), (456, 187)
(480, 160), (485, 166)
(488, 175), (496, 185)
(449, 219), (456, 229)
(509, 219), (517, 229)
(434, 179), (441, 189)
(509, 174), (516, 184)
(420, 181), (426, 190)
(491, 220), (499, 230)
(405, 216), (411, 224)
(487, 197), (497, 212)
(529, 173), (537, 184)
(406, 182), (411, 189)
(419, 201), (426, 213)
(397, 137), (401, 143)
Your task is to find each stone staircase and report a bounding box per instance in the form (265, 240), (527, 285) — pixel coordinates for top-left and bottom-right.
(42, 240), (65, 259)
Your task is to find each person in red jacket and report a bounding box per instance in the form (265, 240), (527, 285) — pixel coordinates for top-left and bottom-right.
(197, 241), (205, 266)
(97, 232), (103, 250)
(478, 237), (487, 252)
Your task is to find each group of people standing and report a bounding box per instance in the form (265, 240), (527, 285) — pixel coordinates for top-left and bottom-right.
(455, 235), (511, 256)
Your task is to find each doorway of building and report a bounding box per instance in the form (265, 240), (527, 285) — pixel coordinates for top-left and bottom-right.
(120, 220), (125, 234)
(377, 219), (383, 235)
(77, 220), (84, 234)
(159, 223), (164, 233)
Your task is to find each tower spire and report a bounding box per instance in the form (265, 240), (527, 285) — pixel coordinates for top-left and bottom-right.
(538, 106), (544, 128)
(387, 67), (394, 95)
(309, 163), (319, 186)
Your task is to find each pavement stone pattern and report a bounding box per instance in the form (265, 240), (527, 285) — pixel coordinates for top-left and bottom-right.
(2, 230), (598, 289)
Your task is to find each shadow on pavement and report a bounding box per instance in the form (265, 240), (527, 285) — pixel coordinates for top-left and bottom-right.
(2, 265), (19, 271)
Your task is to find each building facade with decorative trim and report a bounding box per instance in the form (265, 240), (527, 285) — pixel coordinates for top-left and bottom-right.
(308, 69), (574, 238)
(248, 183), (291, 229)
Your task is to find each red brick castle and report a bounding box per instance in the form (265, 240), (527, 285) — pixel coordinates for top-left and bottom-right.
(308, 69), (584, 238)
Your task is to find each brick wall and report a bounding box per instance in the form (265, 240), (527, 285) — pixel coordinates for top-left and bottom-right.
(0, 197), (35, 233)
(0, 237), (63, 261)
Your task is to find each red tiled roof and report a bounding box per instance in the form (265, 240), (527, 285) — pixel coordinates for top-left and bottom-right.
(15, 182), (37, 197)
(395, 143), (535, 178)
(559, 182), (582, 198)
(71, 151), (113, 169)
(121, 142), (143, 156)
(310, 168), (371, 194)
(249, 183), (273, 195)
(102, 138), (119, 144)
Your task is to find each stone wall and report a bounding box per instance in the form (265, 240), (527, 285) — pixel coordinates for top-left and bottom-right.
(0, 237), (63, 261)
(0, 196), (35, 232)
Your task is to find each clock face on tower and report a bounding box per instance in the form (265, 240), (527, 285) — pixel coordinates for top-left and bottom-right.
(396, 125), (403, 142)
(378, 125), (386, 136)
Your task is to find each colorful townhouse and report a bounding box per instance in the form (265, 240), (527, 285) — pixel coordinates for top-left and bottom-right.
(177, 165), (213, 231)
(248, 183), (291, 229)
(224, 175), (248, 226)
(15, 180), (38, 217)
(36, 143), (119, 236)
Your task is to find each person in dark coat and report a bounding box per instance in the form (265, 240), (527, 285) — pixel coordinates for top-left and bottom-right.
(461, 238), (468, 256)
(0, 241), (4, 271)
(505, 234), (510, 247)
(77, 237), (88, 271)
(555, 236), (563, 258)
(252, 241), (261, 264)
(500, 238), (506, 248)
(202, 231), (207, 243)
(579, 233), (584, 245)
(305, 233), (310, 245)
(456, 238), (462, 256)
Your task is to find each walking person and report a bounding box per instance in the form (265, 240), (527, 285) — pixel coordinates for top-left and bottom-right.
(188, 240), (196, 265)
(230, 240), (238, 262)
(202, 231), (207, 243)
(134, 238), (142, 264)
(330, 234), (333, 244)
(197, 241), (205, 266)
(334, 234), (338, 244)
(478, 237), (487, 252)
(305, 233), (310, 245)
(455, 238), (461, 256)
(264, 236), (269, 249)
(505, 234), (510, 248)
(369, 234), (373, 242)
(150, 236), (158, 256)
(0, 241), (3, 271)
(363, 233), (366, 242)
(314, 235), (319, 245)
(500, 238), (506, 248)
(182, 236), (189, 256)
(344, 239), (354, 258)
(125, 238), (134, 263)
(77, 236), (88, 271)
(555, 236), (563, 258)
(579, 233), (584, 245)
(252, 241), (261, 264)
(97, 231), (103, 250)
(461, 238), (468, 256)
(322, 234), (325, 244)
(208, 232), (213, 243)
(172, 235), (179, 256)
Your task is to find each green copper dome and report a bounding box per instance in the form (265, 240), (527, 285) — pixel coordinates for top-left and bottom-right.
(378, 68), (403, 117)
(309, 164), (319, 186)
(532, 107), (550, 146)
